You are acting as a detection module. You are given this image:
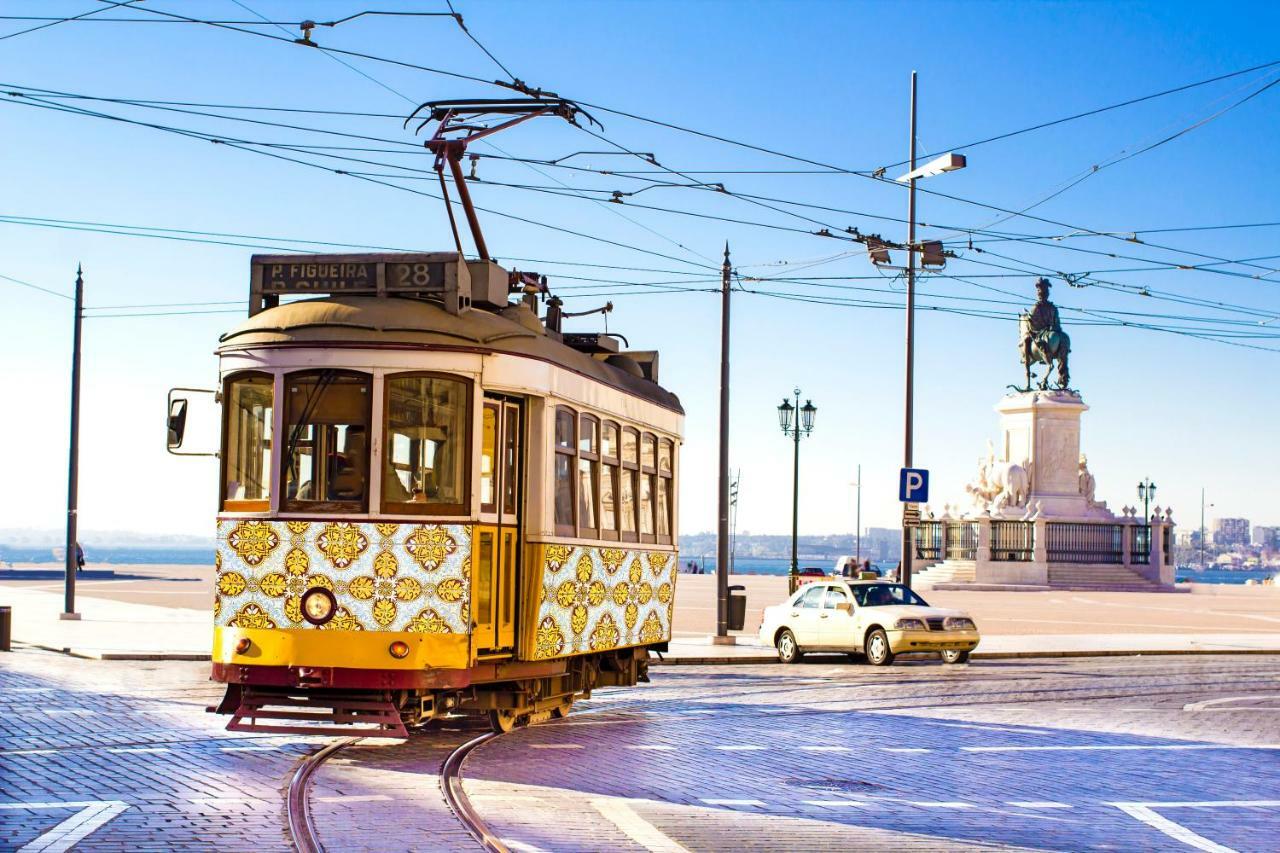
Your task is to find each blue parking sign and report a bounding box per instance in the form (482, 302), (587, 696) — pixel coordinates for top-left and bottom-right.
(899, 468), (929, 503)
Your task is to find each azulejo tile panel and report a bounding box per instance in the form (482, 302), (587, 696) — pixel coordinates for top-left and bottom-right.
(215, 519), (472, 634)
(533, 544), (677, 660)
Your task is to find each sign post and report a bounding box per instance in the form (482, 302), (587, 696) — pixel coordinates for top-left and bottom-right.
(898, 467), (929, 589)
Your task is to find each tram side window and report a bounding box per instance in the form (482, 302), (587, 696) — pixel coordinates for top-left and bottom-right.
(383, 375), (470, 515)
(657, 438), (674, 543)
(554, 408), (576, 534)
(620, 427), (639, 542)
(578, 414), (599, 537)
(282, 370), (371, 512)
(599, 422), (619, 540)
(639, 433), (657, 540)
(223, 373), (273, 511)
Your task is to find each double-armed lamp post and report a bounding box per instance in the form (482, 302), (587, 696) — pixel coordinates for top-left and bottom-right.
(778, 390), (816, 590)
(1137, 478), (1157, 522)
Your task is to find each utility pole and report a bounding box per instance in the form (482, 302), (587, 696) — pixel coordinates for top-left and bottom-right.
(63, 265), (84, 620)
(715, 244), (732, 640)
(901, 70), (919, 590)
(855, 463), (862, 566)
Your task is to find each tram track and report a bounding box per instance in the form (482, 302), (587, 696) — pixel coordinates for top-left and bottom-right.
(285, 727), (510, 853)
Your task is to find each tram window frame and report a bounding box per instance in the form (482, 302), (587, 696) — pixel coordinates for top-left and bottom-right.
(577, 413), (600, 539)
(599, 421), (620, 542)
(480, 401), (499, 515)
(553, 407), (577, 537)
(381, 372), (472, 517)
(657, 438), (675, 544)
(220, 371), (274, 513)
(639, 433), (657, 544)
(280, 369), (373, 514)
(619, 427), (640, 543)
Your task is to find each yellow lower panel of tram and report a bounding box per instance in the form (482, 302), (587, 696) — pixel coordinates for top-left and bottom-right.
(213, 626), (469, 670)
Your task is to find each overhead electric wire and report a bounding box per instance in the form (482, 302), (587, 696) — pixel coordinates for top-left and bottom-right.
(1, 271), (72, 299)
(0, 0), (138, 42)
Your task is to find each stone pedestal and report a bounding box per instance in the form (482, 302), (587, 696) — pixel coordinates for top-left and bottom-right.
(994, 390), (1097, 518)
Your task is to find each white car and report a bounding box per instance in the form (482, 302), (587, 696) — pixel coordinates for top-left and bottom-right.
(758, 580), (980, 666)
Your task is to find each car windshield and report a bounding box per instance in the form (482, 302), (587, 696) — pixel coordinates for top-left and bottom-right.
(852, 583), (929, 607)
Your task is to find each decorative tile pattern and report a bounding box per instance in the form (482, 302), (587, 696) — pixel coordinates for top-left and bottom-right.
(533, 545), (677, 659)
(215, 519), (472, 633)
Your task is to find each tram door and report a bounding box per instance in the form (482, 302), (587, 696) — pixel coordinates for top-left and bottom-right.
(475, 396), (521, 655)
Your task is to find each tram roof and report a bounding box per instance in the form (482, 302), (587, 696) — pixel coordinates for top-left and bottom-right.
(217, 295), (683, 414)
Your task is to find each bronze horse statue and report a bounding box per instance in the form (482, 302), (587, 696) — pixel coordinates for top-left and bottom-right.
(1019, 310), (1070, 390)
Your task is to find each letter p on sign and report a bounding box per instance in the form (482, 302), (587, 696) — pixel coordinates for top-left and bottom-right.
(899, 468), (929, 503)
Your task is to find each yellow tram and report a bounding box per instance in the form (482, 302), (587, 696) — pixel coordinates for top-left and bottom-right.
(175, 252), (682, 735)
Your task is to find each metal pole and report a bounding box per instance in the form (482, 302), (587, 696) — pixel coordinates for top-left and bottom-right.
(716, 244), (732, 637)
(901, 70), (918, 590)
(855, 463), (862, 566)
(63, 265), (84, 619)
(1200, 488), (1205, 570)
(791, 390), (800, 578)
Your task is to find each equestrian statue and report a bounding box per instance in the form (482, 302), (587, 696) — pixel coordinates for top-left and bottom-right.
(1018, 277), (1071, 390)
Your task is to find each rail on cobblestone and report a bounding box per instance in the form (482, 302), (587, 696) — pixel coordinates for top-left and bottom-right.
(286, 738), (358, 853)
(442, 731), (509, 852)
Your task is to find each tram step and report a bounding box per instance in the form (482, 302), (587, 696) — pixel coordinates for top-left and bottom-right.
(225, 689), (409, 739)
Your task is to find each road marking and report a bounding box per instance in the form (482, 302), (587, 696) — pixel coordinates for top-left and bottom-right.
(219, 746), (279, 752)
(1109, 801), (1276, 853)
(682, 710), (716, 715)
(504, 840), (554, 853)
(591, 798), (689, 853)
(715, 745), (765, 751)
(530, 744), (584, 749)
(881, 747), (932, 753)
(801, 800), (868, 807)
(6, 749), (59, 756)
(1183, 696), (1276, 712)
(312, 794), (394, 803)
(1008, 801), (1072, 809)
(470, 795), (544, 804)
(105, 747), (171, 754)
(625, 745), (675, 751)
(964, 744), (1280, 752)
(700, 799), (766, 807)
(0, 801), (129, 853)
(799, 746), (851, 752)
(908, 801), (973, 809)
(189, 797), (260, 806)
(935, 722), (1052, 735)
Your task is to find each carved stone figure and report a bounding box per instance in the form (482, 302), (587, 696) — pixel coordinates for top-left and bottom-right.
(1019, 278), (1071, 390)
(964, 441), (1029, 514)
(1078, 454), (1096, 504)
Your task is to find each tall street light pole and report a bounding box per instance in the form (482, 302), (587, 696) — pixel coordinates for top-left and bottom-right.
(63, 265), (84, 621)
(1200, 490), (1214, 571)
(900, 71), (919, 590)
(853, 464), (862, 566)
(715, 244), (732, 638)
(778, 390), (816, 592)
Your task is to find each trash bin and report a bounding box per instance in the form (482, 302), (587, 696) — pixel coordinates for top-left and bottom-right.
(0, 606), (11, 652)
(727, 585), (747, 631)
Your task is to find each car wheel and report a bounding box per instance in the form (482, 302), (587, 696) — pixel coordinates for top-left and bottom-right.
(941, 650), (970, 664)
(865, 629), (895, 666)
(776, 629), (803, 664)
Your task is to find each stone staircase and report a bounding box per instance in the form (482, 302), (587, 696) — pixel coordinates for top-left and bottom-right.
(1047, 563), (1169, 591)
(914, 560), (976, 587)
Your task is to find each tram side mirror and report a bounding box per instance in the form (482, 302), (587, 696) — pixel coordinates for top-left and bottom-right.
(167, 398), (189, 449)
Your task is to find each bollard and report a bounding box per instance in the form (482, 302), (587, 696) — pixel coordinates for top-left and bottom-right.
(0, 605), (11, 652)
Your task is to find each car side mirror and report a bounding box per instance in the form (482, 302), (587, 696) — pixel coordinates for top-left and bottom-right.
(836, 602), (853, 614)
(167, 398), (189, 449)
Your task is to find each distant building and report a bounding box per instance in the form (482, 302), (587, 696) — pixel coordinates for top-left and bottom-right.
(1254, 525), (1278, 549)
(1175, 530), (1197, 548)
(1212, 517), (1250, 547)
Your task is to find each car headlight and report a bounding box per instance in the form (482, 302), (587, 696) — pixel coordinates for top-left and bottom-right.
(301, 587), (337, 626)
(944, 617), (976, 631)
(894, 617), (927, 630)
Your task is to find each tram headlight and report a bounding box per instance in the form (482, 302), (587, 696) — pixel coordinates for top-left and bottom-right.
(301, 587), (337, 626)
(388, 641), (410, 659)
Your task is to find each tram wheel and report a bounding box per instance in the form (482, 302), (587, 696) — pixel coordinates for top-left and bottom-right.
(487, 709), (525, 733)
(941, 650), (970, 664)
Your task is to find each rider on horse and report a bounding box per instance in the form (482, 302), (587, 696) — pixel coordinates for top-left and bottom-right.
(1021, 277), (1070, 389)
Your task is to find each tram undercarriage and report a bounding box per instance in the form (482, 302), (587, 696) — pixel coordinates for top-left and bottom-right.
(212, 645), (657, 736)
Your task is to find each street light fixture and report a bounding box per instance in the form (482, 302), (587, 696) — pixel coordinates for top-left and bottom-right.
(779, 388), (816, 591)
(1137, 478), (1157, 522)
(899, 71), (967, 590)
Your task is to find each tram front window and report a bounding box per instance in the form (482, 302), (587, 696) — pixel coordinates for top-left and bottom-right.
(383, 374), (469, 514)
(282, 370), (371, 511)
(223, 373), (273, 511)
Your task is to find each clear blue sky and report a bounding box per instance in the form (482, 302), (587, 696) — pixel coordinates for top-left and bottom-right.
(3, 0), (1278, 540)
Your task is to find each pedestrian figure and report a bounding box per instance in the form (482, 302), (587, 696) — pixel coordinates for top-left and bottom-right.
(862, 559), (874, 577)
(75, 542), (85, 573)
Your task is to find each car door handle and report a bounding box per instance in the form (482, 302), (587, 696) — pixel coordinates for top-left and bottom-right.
(820, 614), (829, 619)
(791, 611), (800, 617)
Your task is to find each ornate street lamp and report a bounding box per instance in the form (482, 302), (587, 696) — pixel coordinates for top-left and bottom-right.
(779, 389), (816, 591)
(1137, 478), (1157, 522)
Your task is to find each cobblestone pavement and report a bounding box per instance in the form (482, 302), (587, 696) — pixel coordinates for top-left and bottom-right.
(3, 652), (1279, 851)
(461, 655), (1280, 852)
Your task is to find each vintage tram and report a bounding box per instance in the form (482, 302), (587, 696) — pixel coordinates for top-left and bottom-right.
(174, 252), (682, 735)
